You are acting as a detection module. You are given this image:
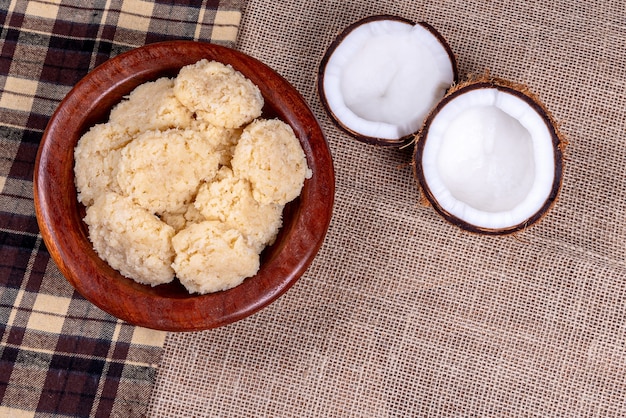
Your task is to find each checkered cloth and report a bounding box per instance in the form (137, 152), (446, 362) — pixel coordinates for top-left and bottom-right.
(0, 1), (243, 416)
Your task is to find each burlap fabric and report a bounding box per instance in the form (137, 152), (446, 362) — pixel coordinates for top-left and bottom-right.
(148, 1), (626, 417)
(0, 1), (243, 416)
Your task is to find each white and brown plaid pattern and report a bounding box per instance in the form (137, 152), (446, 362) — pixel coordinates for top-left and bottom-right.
(0, 1), (243, 416)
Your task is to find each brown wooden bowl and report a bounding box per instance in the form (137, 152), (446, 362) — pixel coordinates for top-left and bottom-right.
(34, 41), (335, 331)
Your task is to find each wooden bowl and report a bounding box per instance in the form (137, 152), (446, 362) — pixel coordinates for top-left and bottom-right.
(34, 41), (335, 331)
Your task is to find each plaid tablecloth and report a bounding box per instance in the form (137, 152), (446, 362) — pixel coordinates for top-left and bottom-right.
(0, 1), (244, 416)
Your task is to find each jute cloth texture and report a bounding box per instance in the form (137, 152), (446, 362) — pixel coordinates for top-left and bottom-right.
(148, 1), (626, 417)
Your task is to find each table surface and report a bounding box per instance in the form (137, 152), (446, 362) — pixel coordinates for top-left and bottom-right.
(2, 1), (626, 417)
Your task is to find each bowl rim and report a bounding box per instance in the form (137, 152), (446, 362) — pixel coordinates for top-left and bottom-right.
(34, 40), (335, 331)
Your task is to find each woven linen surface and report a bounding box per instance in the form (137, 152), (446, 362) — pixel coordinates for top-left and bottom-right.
(148, 1), (626, 417)
(0, 1), (243, 417)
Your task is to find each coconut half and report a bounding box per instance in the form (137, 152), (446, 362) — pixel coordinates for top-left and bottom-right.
(318, 15), (458, 146)
(414, 75), (565, 234)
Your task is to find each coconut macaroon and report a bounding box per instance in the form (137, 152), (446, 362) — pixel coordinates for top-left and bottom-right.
(171, 221), (260, 294)
(195, 167), (284, 252)
(116, 129), (220, 215)
(84, 193), (176, 286)
(74, 122), (133, 206)
(232, 119), (312, 205)
(174, 59), (264, 129)
(109, 77), (194, 134)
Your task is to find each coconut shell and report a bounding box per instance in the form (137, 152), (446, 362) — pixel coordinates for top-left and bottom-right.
(317, 14), (459, 147)
(413, 74), (566, 235)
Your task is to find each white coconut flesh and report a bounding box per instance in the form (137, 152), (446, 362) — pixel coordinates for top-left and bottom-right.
(322, 19), (455, 140)
(420, 88), (556, 230)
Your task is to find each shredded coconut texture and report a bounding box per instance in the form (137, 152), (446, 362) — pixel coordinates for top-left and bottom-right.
(117, 129), (220, 215)
(84, 193), (176, 286)
(174, 59), (264, 129)
(74, 122), (131, 207)
(109, 77), (194, 134)
(172, 221), (260, 294)
(74, 60), (310, 294)
(232, 119), (312, 205)
(195, 167), (284, 252)
(190, 120), (242, 167)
